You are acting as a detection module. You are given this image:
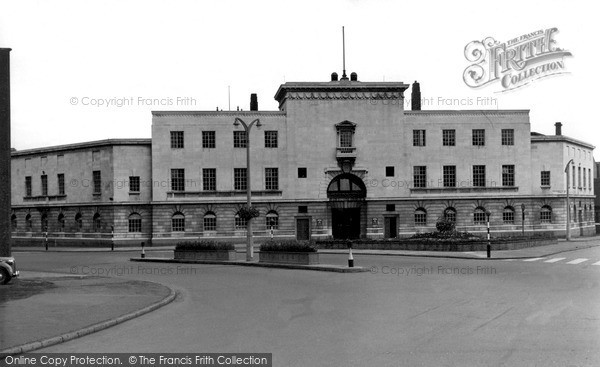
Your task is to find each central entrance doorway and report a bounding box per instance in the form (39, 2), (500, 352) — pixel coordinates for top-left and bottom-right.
(327, 173), (367, 240)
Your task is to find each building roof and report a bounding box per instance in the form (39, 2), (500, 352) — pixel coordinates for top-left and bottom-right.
(11, 139), (151, 157)
(531, 134), (595, 149)
(151, 111), (286, 117)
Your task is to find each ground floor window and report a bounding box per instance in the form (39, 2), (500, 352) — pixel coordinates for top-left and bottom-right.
(203, 212), (217, 231)
(474, 207), (487, 224)
(129, 213), (142, 232)
(540, 205), (552, 223)
(266, 210), (279, 229)
(503, 206), (515, 224)
(444, 207), (456, 223)
(414, 208), (427, 226)
(172, 212), (185, 232)
(234, 213), (247, 229)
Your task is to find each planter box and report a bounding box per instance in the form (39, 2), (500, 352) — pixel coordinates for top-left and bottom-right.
(259, 251), (319, 265)
(174, 250), (236, 261)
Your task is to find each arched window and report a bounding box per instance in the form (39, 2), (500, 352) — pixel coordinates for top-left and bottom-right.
(444, 207), (456, 223)
(503, 206), (515, 224)
(540, 205), (552, 223)
(327, 173), (367, 199)
(25, 214), (32, 230)
(57, 213), (65, 231)
(10, 214), (17, 231)
(129, 213), (142, 233)
(75, 213), (83, 230)
(234, 212), (247, 230)
(473, 207), (487, 225)
(93, 213), (102, 232)
(266, 210), (279, 229)
(172, 212), (185, 232)
(414, 208), (427, 226)
(41, 213), (48, 232)
(203, 212), (217, 231)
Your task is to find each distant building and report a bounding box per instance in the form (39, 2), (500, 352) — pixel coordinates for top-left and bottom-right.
(10, 74), (596, 246)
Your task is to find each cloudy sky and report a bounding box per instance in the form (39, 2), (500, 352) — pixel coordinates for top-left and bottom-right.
(0, 0), (597, 158)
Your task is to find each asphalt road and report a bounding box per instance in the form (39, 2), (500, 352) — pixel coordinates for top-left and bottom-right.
(11, 248), (600, 366)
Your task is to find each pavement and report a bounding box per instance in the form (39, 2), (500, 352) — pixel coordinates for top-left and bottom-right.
(0, 272), (176, 357)
(3, 235), (599, 357)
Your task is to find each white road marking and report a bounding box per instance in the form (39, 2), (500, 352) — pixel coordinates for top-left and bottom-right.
(593, 261), (600, 266)
(522, 258), (545, 262)
(566, 258), (588, 265)
(544, 258), (566, 263)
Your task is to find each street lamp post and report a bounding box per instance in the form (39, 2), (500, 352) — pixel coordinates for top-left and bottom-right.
(565, 159), (574, 241)
(234, 117), (261, 261)
(485, 210), (491, 258)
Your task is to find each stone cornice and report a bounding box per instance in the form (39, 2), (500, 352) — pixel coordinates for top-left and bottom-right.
(530, 135), (595, 149)
(12, 139), (151, 157)
(405, 110), (530, 116)
(152, 111), (286, 117)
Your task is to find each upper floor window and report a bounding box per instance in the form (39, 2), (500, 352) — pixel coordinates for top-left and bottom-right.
(57, 174), (65, 195)
(234, 168), (247, 191)
(339, 130), (353, 147)
(202, 131), (216, 148)
(501, 129), (514, 146)
(25, 176), (32, 197)
(502, 165), (515, 186)
(41, 175), (48, 196)
(202, 168), (216, 191)
(171, 169), (185, 191)
(472, 129), (485, 146)
(442, 129), (455, 146)
(335, 120), (356, 148)
(413, 130), (426, 146)
(413, 166), (427, 188)
(93, 171), (101, 194)
(386, 166), (395, 177)
(265, 131), (278, 148)
(443, 166), (456, 187)
(234, 131), (247, 148)
(265, 168), (279, 190)
(541, 171), (550, 187)
(129, 176), (140, 192)
(170, 131), (184, 149)
(473, 165), (486, 187)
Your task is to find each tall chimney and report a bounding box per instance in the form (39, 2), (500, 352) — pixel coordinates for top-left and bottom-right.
(250, 93), (258, 111)
(0, 48), (12, 257)
(555, 122), (562, 135)
(411, 81), (421, 111)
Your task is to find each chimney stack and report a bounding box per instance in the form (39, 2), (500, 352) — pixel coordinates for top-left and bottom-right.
(555, 122), (562, 135)
(411, 81), (421, 111)
(250, 93), (258, 111)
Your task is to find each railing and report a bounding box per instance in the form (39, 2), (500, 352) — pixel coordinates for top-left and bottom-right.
(336, 146), (356, 156)
(23, 195), (67, 202)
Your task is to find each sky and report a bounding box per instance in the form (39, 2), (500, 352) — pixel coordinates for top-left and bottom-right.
(0, 0), (598, 158)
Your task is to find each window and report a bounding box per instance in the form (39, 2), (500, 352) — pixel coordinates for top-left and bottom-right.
(41, 175), (48, 196)
(572, 167), (576, 189)
(503, 206), (515, 224)
(93, 171), (101, 194)
(414, 208), (427, 226)
(75, 213), (83, 230)
(541, 171), (550, 186)
(578, 167), (582, 188)
(203, 212), (216, 231)
(58, 174), (65, 195)
(26, 214), (32, 230)
(583, 169), (587, 189)
(474, 207), (487, 224)
(444, 207), (456, 223)
(298, 167), (307, 178)
(171, 169), (185, 191)
(128, 213), (142, 232)
(413, 166), (427, 188)
(386, 166), (395, 177)
(266, 210), (279, 229)
(234, 131), (247, 148)
(501, 129), (514, 145)
(443, 166), (456, 187)
(202, 168), (216, 191)
(11, 214), (16, 231)
(170, 131), (184, 149)
(172, 212), (185, 232)
(202, 131), (215, 148)
(413, 130), (426, 146)
(589, 168), (592, 190)
(129, 176), (140, 192)
(339, 130), (353, 147)
(265, 168), (279, 190)
(234, 168), (247, 190)
(234, 213), (247, 229)
(298, 206), (308, 213)
(442, 129), (455, 146)
(473, 165), (486, 187)
(502, 165), (515, 186)
(25, 176), (32, 197)
(58, 213), (65, 231)
(386, 204), (395, 212)
(472, 129), (485, 146)
(265, 131), (278, 148)
(540, 205), (552, 223)
(93, 213), (101, 232)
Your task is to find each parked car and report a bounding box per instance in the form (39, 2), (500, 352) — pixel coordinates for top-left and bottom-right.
(0, 257), (19, 284)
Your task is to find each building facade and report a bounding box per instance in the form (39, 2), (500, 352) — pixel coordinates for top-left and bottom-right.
(10, 74), (596, 246)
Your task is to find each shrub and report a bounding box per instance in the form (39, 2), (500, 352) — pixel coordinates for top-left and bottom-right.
(435, 217), (456, 233)
(260, 240), (317, 253)
(175, 241), (235, 251)
(237, 206), (260, 221)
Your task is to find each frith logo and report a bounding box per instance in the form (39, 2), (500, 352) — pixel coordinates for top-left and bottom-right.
(463, 28), (572, 92)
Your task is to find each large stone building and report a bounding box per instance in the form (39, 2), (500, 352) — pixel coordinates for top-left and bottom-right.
(10, 73), (596, 246)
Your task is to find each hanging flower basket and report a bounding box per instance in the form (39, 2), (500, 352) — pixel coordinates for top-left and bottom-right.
(238, 206), (259, 221)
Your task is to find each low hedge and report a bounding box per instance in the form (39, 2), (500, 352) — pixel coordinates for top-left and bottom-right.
(175, 241), (235, 251)
(260, 240), (318, 253)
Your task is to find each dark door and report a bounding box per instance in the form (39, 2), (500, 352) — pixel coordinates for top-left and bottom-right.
(332, 208), (360, 239)
(384, 216), (397, 238)
(296, 218), (311, 241)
